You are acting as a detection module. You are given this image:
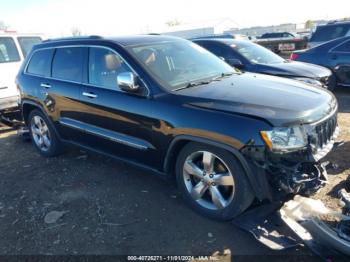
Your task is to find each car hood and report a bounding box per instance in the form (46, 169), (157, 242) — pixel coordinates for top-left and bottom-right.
(256, 61), (331, 79)
(177, 73), (337, 126)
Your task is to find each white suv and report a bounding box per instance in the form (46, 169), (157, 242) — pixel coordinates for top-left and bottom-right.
(0, 32), (42, 112)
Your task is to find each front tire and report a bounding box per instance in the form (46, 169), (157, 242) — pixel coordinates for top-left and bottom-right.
(176, 142), (254, 220)
(28, 109), (63, 157)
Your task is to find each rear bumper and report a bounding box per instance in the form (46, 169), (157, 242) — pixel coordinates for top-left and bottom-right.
(0, 95), (19, 111)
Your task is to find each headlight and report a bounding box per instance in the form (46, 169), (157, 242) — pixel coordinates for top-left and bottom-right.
(260, 126), (307, 152)
(293, 77), (324, 87)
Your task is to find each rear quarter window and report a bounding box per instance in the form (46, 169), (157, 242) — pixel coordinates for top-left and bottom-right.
(26, 49), (54, 76)
(0, 37), (20, 63)
(52, 47), (84, 82)
(311, 24), (350, 42)
(17, 37), (42, 58)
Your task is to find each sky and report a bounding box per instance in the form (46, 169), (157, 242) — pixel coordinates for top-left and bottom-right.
(1, 0), (349, 37)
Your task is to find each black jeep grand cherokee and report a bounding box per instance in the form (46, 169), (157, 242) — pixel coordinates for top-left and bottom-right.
(17, 35), (339, 220)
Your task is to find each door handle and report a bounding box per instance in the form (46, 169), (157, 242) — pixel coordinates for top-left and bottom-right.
(40, 83), (51, 88)
(82, 92), (97, 98)
(331, 54), (338, 60)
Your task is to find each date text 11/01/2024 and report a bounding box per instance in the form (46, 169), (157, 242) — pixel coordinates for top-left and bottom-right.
(127, 256), (219, 261)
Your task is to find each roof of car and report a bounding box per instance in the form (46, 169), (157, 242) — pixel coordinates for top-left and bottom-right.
(41, 34), (182, 47)
(193, 38), (253, 45)
(322, 20), (350, 26)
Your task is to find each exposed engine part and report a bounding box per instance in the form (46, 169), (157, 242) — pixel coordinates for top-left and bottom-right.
(270, 162), (330, 196)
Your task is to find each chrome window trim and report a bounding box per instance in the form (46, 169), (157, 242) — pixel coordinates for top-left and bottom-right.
(23, 44), (150, 96)
(329, 39), (350, 54)
(59, 117), (154, 151)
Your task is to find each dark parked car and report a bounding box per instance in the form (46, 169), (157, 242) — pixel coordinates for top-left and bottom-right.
(308, 21), (350, 49)
(259, 32), (297, 39)
(17, 35), (339, 220)
(292, 36), (350, 88)
(193, 38), (335, 89)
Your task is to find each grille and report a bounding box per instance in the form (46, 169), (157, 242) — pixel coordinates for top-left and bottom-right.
(314, 113), (337, 149)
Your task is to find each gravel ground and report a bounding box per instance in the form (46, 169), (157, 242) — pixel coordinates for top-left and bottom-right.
(0, 88), (349, 260)
(311, 88), (350, 212)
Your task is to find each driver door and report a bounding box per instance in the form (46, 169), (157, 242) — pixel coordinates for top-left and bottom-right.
(67, 46), (158, 166)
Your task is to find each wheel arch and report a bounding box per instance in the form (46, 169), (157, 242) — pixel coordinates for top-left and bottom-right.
(334, 64), (350, 85)
(22, 100), (61, 140)
(22, 100), (45, 125)
(163, 135), (267, 200)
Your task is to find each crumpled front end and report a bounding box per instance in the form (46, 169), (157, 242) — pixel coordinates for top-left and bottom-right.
(242, 109), (340, 200)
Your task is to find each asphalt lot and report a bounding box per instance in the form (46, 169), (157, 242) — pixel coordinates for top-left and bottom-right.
(0, 89), (349, 260)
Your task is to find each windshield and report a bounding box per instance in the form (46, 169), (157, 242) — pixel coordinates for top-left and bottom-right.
(128, 40), (234, 90)
(231, 41), (285, 64)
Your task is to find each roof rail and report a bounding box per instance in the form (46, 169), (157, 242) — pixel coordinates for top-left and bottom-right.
(43, 35), (103, 42)
(326, 20), (350, 25)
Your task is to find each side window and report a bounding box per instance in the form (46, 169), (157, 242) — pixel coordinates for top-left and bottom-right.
(88, 47), (132, 90)
(17, 37), (42, 58)
(198, 42), (223, 57)
(334, 40), (350, 53)
(26, 49), (54, 76)
(221, 45), (240, 60)
(52, 47), (84, 82)
(0, 37), (20, 63)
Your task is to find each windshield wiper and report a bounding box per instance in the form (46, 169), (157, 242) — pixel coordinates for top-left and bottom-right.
(173, 80), (211, 91)
(212, 72), (235, 81)
(173, 72), (236, 92)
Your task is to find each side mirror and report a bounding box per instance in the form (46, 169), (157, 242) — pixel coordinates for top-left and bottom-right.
(226, 58), (244, 69)
(117, 72), (141, 93)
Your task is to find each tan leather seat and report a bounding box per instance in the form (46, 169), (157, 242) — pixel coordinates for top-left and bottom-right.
(104, 54), (122, 71)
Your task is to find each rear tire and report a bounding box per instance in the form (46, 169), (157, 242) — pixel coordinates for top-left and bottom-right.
(176, 142), (255, 220)
(28, 109), (63, 157)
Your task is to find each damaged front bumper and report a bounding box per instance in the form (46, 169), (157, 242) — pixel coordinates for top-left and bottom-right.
(242, 123), (340, 200)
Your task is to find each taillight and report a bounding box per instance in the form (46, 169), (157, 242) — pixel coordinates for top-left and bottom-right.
(290, 53), (298, 61)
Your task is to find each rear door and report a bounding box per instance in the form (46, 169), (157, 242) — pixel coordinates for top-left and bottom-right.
(46, 46), (87, 139)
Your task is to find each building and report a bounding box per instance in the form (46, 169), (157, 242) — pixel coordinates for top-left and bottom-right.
(161, 18), (239, 39)
(224, 23), (297, 37)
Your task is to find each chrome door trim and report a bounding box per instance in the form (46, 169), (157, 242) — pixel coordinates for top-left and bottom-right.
(82, 92), (97, 98)
(40, 83), (51, 88)
(329, 39), (350, 54)
(59, 117), (154, 151)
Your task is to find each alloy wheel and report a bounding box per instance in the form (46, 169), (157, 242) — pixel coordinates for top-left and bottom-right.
(182, 151), (235, 210)
(30, 115), (51, 152)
